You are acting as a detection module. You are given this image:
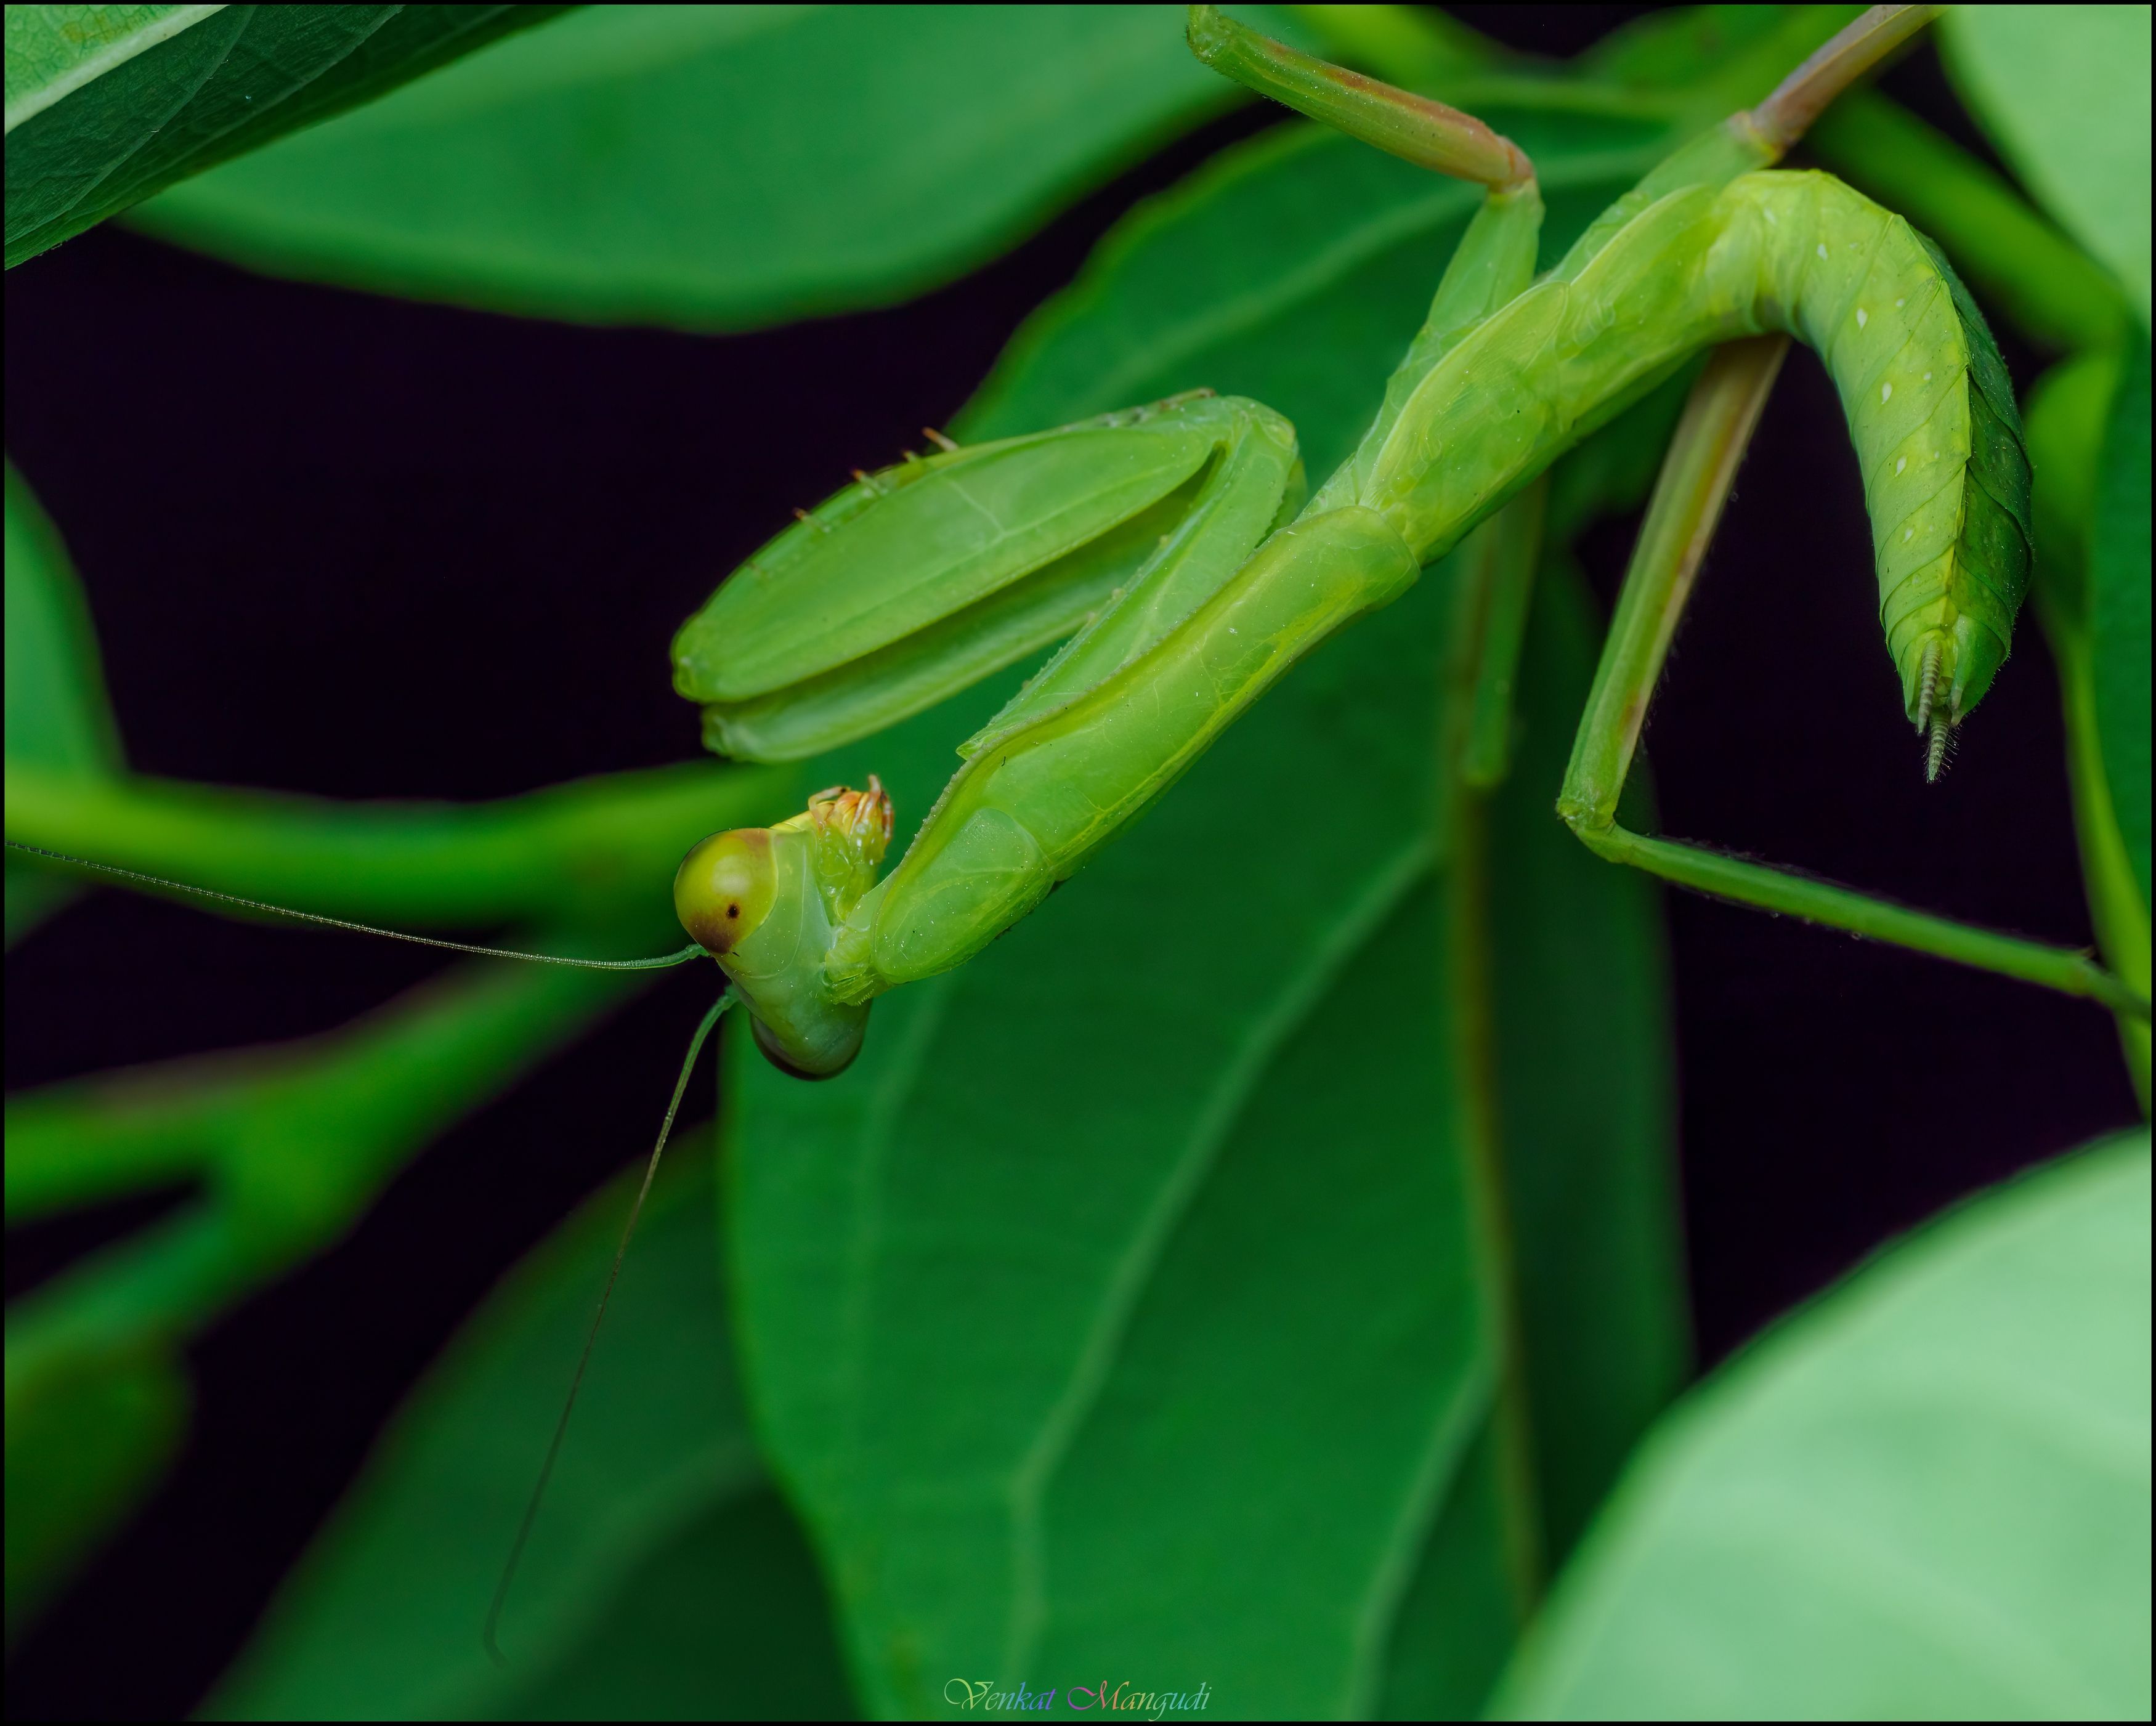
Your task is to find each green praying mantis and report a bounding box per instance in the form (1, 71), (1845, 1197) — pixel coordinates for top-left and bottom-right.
(7, 4), (2147, 1654)
(665, 3), (2144, 1080)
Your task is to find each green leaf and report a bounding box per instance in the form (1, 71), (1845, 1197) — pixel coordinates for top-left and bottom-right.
(206, 1132), (854, 1719)
(1496, 1132), (2153, 1720)
(726, 103), (1681, 1714)
(4, 459), (122, 941)
(1940, 5), (2154, 329)
(4, 1337), (188, 1637)
(126, 6), (1289, 331)
(2091, 333), (2152, 909)
(5, 4), (555, 269)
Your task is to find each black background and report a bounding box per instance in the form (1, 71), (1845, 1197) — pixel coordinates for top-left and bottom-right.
(6, 8), (2142, 1717)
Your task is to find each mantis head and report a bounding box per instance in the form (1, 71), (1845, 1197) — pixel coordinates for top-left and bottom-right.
(674, 779), (894, 1078)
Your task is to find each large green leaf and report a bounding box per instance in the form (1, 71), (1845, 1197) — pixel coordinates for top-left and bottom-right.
(126, 6), (1294, 331)
(2091, 334), (2152, 910)
(1940, 5), (2154, 328)
(208, 1132), (854, 1719)
(725, 103), (1682, 1717)
(4, 460), (122, 941)
(4, 4), (553, 269)
(1496, 1132), (2153, 1720)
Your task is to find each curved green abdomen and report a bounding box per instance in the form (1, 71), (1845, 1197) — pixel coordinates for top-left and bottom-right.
(1363, 170), (2031, 729)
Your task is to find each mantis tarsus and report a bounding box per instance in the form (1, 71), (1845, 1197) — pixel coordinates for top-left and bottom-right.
(7, 2), (2147, 1655)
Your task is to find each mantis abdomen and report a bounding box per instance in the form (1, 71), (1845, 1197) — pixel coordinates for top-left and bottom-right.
(1372, 169), (2028, 729)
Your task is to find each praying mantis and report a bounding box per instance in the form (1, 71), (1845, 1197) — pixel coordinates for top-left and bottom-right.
(4, 6), (2147, 1688)
(667, 4), (2144, 1079)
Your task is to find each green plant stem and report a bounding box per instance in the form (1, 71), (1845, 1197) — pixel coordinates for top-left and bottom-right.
(7, 941), (647, 1223)
(1438, 511), (1547, 1613)
(2049, 617), (2154, 1107)
(4, 760), (792, 934)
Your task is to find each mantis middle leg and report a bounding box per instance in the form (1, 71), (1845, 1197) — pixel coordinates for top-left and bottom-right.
(1557, 338), (2147, 1019)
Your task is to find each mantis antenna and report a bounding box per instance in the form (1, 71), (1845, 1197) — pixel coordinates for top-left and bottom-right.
(482, 989), (734, 1666)
(3, 841), (703, 971)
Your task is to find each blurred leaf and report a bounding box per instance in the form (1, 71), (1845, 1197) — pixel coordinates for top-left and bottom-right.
(726, 99), (1682, 1713)
(209, 1131), (853, 1719)
(1940, 5), (2153, 328)
(2091, 333), (2152, 910)
(4, 3), (555, 269)
(127, 6), (1304, 331)
(1573, 3), (1860, 96)
(3, 1337), (187, 1638)
(1495, 1132), (2153, 1720)
(4, 460), (122, 942)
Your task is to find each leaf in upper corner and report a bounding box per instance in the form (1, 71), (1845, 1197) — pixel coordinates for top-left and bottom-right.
(124, 6), (1311, 331)
(205, 1135), (853, 1720)
(1940, 4), (2153, 328)
(5, 4), (558, 269)
(4, 460), (122, 942)
(1495, 1132), (2152, 1720)
(2090, 332), (2152, 909)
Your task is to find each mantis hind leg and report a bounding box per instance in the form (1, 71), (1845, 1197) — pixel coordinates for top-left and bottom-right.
(1556, 336), (2148, 1021)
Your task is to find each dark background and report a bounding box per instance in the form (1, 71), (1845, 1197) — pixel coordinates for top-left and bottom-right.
(6, 8), (2141, 1717)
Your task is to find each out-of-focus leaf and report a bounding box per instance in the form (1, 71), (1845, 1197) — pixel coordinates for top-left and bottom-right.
(1496, 1132), (2153, 1720)
(3, 1338), (187, 1638)
(1940, 5), (2153, 328)
(1572, 3), (1860, 97)
(128, 6), (1310, 331)
(4, 4), (555, 269)
(4, 459), (121, 941)
(208, 1132), (853, 1719)
(726, 99), (1681, 1716)
(2091, 333), (2152, 909)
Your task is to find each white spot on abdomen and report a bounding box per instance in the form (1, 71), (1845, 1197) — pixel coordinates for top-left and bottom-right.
(1857, 307), (1869, 328)
(1881, 383), (1894, 403)
(1896, 456), (1907, 474)
(1817, 242), (1830, 260)
(1905, 528), (1915, 541)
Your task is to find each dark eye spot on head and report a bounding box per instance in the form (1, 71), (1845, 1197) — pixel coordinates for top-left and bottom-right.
(727, 904), (739, 918)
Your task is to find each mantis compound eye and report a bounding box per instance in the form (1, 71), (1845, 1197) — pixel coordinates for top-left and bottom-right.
(674, 829), (777, 957)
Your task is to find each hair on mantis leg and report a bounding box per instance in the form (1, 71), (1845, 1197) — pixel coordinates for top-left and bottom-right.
(668, 3), (2144, 1083)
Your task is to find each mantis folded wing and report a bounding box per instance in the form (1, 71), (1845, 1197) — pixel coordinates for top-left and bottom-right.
(670, 6), (2142, 1077)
